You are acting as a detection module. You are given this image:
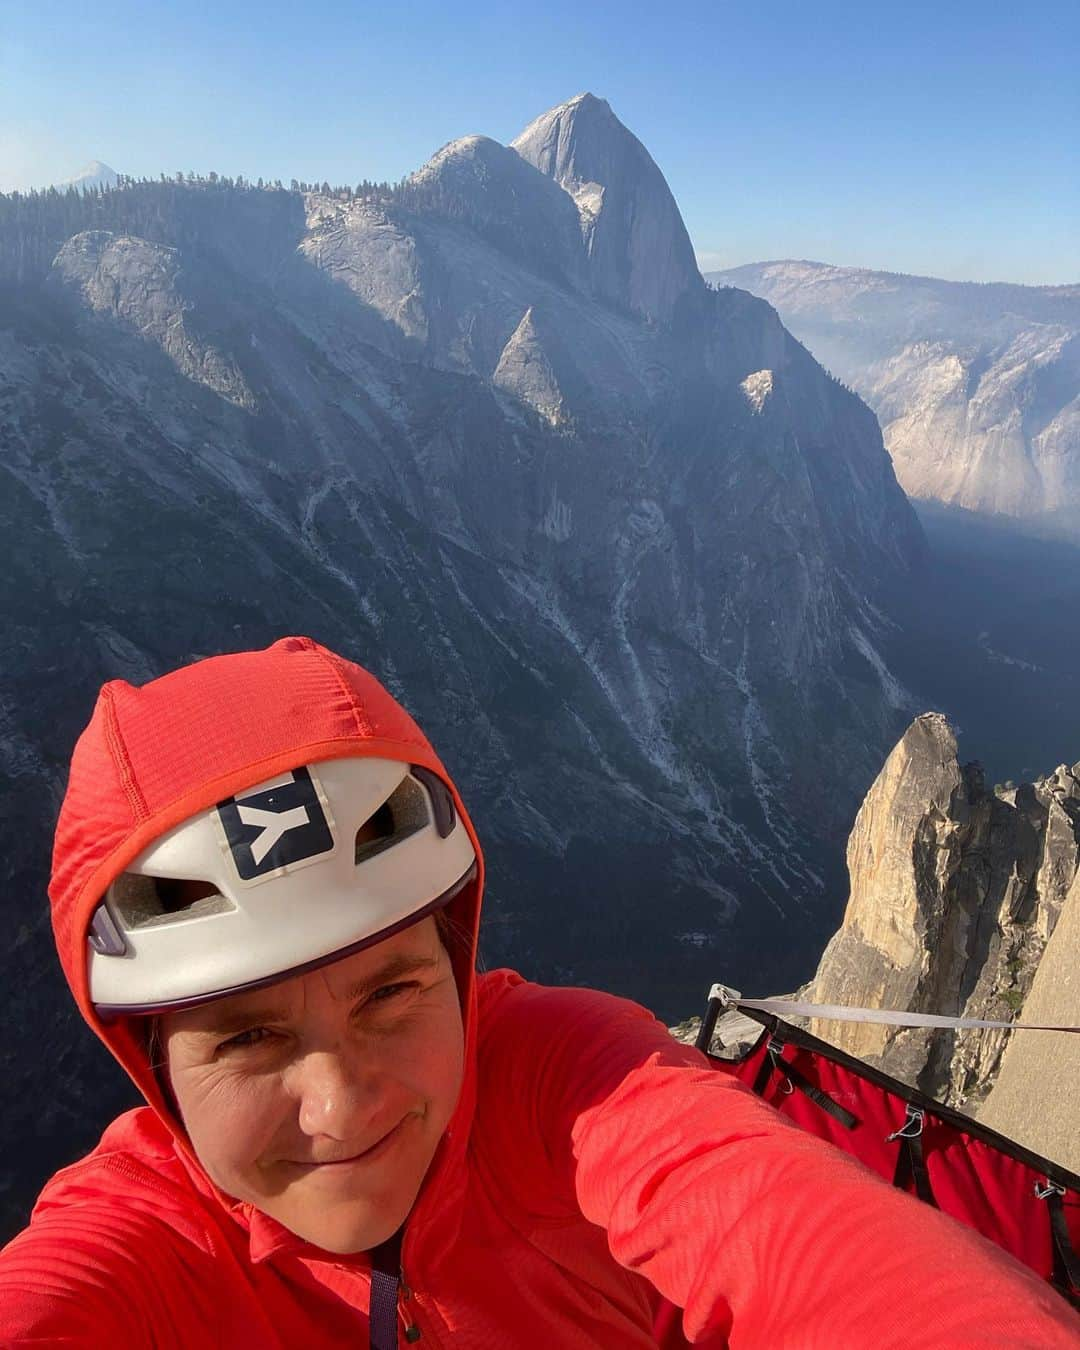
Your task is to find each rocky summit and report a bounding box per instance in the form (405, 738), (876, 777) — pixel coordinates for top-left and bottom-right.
(1, 96), (920, 1234)
(709, 261), (1080, 540)
(809, 713), (1080, 1118)
(511, 93), (702, 326)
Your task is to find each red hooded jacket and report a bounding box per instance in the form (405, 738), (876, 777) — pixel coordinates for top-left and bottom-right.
(1, 636), (1077, 1347)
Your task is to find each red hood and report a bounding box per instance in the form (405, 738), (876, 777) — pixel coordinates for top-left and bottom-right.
(48, 635), (484, 1204)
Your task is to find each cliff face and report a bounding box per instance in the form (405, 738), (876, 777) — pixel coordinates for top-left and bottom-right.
(709, 261), (1080, 540)
(980, 866), (1080, 1170)
(811, 714), (1080, 1107)
(52, 230), (255, 408)
(512, 93), (702, 325)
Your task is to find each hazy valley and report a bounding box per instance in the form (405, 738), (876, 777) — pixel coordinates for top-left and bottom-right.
(710, 261), (1080, 540)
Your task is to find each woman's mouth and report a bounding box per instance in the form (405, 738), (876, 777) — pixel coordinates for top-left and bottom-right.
(297, 1117), (410, 1171)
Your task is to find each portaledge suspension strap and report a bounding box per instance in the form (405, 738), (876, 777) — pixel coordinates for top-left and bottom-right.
(888, 1105), (937, 1207)
(1038, 1181), (1080, 1298)
(751, 1033), (859, 1130)
(705, 985), (1080, 1034)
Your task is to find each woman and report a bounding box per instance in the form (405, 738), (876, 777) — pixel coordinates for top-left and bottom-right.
(1, 635), (1076, 1347)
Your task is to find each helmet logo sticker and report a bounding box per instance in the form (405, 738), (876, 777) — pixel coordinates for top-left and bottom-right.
(217, 767), (335, 882)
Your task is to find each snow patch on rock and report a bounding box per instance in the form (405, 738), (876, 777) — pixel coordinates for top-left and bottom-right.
(740, 368), (773, 413)
(540, 488), (573, 541)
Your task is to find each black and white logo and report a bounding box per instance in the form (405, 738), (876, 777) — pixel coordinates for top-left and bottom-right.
(217, 767), (335, 881)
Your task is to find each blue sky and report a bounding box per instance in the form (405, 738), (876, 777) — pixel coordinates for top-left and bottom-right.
(2, 0), (1076, 284)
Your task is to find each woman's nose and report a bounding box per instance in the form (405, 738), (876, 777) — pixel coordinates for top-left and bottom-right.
(291, 1047), (384, 1140)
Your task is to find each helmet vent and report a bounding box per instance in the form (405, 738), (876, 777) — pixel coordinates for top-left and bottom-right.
(108, 873), (234, 931)
(355, 773), (429, 864)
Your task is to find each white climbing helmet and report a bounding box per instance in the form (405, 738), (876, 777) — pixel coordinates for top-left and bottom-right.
(87, 757), (476, 1016)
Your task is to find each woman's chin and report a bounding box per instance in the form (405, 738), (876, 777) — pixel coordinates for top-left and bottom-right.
(268, 1160), (426, 1255)
(281, 1193), (413, 1255)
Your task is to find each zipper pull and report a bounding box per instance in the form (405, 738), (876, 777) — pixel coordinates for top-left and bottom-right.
(400, 1266), (421, 1341)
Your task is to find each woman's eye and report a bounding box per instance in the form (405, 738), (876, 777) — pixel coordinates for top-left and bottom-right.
(369, 981), (415, 1005)
(220, 1026), (271, 1052)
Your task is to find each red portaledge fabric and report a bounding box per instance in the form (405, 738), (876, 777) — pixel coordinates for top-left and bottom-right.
(712, 1010), (1080, 1308)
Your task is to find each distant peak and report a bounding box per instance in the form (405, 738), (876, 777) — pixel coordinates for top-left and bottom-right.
(405, 133), (588, 288)
(511, 93), (622, 153)
(561, 91), (613, 114)
(67, 160), (117, 180)
(55, 161), (119, 192)
(436, 134), (498, 157)
(410, 134), (504, 178)
(408, 133), (529, 191)
(511, 93), (702, 325)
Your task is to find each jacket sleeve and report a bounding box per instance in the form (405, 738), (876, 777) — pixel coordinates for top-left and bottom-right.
(481, 977), (1080, 1349)
(0, 1205), (162, 1346)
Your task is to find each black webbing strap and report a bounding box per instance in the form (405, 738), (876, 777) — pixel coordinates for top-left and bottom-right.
(781, 1056), (860, 1130)
(753, 1037), (859, 1129)
(1042, 1186), (1080, 1300)
(369, 1230), (402, 1350)
(890, 1107), (937, 1208)
(752, 1040), (778, 1096)
(695, 995), (725, 1053)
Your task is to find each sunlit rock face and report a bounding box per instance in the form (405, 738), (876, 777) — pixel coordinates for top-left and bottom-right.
(709, 261), (1080, 539)
(406, 134), (590, 295)
(980, 865), (1080, 1171)
(512, 93), (702, 326)
(0, 95), (921, 1237)
(810, 713), (1080, 1109)
(52, 230), (255, 408)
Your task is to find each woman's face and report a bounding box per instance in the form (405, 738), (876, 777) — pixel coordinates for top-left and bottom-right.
(162, 916), (464, 1254)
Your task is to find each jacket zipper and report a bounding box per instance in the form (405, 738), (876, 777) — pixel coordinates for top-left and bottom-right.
(399, 1265), (432, 1345)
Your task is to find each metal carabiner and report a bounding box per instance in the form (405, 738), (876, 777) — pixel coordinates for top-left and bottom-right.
(1034, 1178), (1065, 1201)
(886, 1106), (925, 1142)
(766, 1038), (794, 1094)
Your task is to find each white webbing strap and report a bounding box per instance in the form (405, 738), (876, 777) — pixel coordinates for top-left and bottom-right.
(708, 985), (1080, 1033)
